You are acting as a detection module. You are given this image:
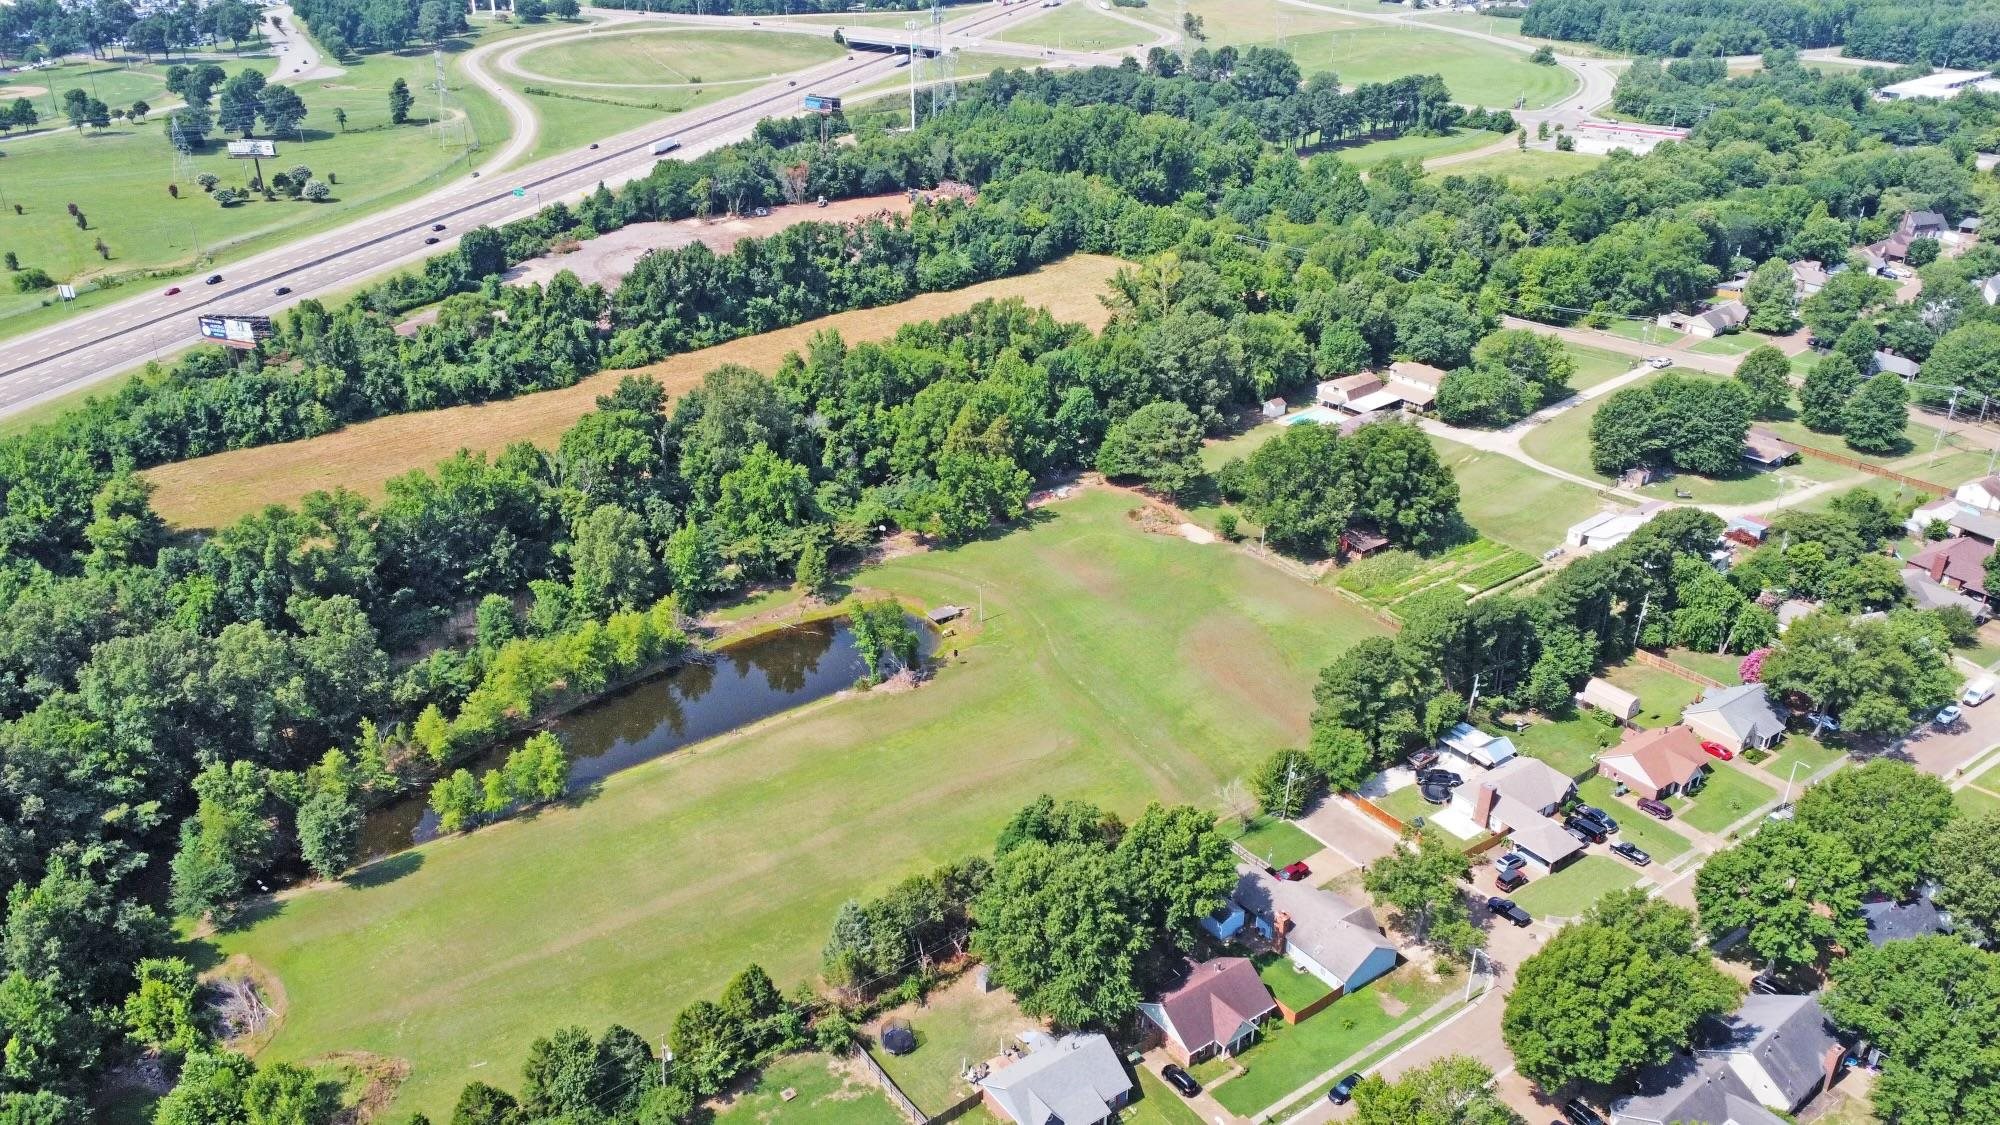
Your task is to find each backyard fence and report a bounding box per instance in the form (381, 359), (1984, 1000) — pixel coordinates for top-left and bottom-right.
(1347, 794), (1407, 835)
(857, 1048), (927, 1124)
(1632, 648), (1722, 689)
(1789, 440), (1949, 496)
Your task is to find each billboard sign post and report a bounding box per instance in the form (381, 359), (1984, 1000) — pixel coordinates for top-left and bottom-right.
(197, 314), (274, 350)
(226, 139), (278, 195)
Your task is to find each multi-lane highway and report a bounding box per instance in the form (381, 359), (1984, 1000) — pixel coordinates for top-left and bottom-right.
(0, 0), (1066, 418)
(0, 0), (1620, 420)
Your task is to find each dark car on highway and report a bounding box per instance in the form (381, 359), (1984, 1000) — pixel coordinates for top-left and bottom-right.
(204, 273), (223, 284)
(1161, 1064), (1200, 1097)
(424, 236), (439, 245)
(1487, 896), (1531, 926)
(273, 285), (291, 296)
(432, 223), (446, 231)
(1327, 1074), (1363, 1104)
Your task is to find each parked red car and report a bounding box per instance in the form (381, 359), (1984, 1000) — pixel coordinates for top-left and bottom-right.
(1700, 741), (1735, 761)
(1277, 861), (1311, 882)
(1636, 797), (1674, 820)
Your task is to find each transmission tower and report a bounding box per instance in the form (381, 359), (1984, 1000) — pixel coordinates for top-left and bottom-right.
(929, 0), (955, 114)
(168, 116), (197, 184)
(432, 49), (452, 148)
(1177, 0), (1188, 66)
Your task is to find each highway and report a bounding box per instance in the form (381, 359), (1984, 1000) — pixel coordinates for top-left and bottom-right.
(0, 0), (1063, 419)
(0, 0), (1621, 421)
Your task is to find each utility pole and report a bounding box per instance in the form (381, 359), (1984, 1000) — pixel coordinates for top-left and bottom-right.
(906, 20), (919, 132)
(1781, 759), (1807, 807)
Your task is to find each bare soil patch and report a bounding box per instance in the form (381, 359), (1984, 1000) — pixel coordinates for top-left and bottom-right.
(145, 254), (1124, 529)
(507, 194), (917, 289)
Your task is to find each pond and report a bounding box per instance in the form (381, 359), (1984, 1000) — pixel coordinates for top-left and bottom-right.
(358, 615), (930, 859)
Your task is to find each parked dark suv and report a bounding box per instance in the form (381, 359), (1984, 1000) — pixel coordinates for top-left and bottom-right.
(1416, 768), (1463, 789)
(1563, 814), (1608, 844)
(1161, 1064), (1200, 1097)
(1562, 1098), (1608, 1125)
(1572, 804), (1619, 833)
(1487, 896), (1532, 926)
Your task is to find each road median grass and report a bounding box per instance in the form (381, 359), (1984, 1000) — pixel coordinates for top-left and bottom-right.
(205, 486), (1390, 1118)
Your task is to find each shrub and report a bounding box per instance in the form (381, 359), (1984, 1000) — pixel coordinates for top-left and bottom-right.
(11, 267), (53, 292)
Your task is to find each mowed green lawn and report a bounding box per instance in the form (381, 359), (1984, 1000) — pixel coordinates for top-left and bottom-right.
(997, 4), (1157, 53)
(206, 488), (1388, 1119)
(513, 26), (842, 86)
(1429, 435), (1604, 553)
(1328, 127), (1497, 169)
(1280, 27), (1577, 108)
(0, 36), (515, 335)
(1438, 147), (1604, 187)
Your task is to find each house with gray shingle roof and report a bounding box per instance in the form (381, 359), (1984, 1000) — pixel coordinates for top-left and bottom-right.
(1612, 995), (1843, 1125)
(1226, 867), (1399, 998)
(976, 1032), (1132, 1125)
(1682, 684), (1787, 752)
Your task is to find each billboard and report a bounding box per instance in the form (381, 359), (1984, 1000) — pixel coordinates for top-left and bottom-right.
(198, 315), (273, 349)
(227, 139), (278, 159)
(803, 94), (842, 113)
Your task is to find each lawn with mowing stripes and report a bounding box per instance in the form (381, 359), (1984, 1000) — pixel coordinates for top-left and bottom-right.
(1231, 816), (1321, 868)
(1673, 765), (1779, 835)
(204, 487), (1389, 1119)
(1510, 855), (1641, 919)
(1577, 776), (1691, 862)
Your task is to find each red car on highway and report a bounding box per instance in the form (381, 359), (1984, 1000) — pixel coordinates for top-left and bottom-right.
(1700, 740), (1735, 761)
(163, 286), (180, 296)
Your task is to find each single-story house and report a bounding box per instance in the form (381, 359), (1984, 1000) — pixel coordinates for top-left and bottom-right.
(1612, 995), (1842, 1125)
(1139, 958), (1279, 1065)
(1439, 721), (1517, 768)
(1565, 501), (1668, 551)
(1686, 300), (1749, 338)
(977, 1032), (1133, 1125)
(1742, 427), (1799, 468)
(1575, 676), (1641, 722)
(1596, 726), (1712, 800)
(1387, 361), (1445, 410)
(1956, 473), (2000, 513)
(1905, 496), (2000, 543)
(1873, 350), (1921, 379)
(1902, 565), (1991, 621)
(1906, 535), (1994, 604)
(1317, 373), (1383, 409)
(1789, 260), (1829, 297)
(1682, 684), (1788, 752)
(1860, 883), (1950, 946)
(1225, 866), (1400, 1000)
(1455, 755), (1583, 871)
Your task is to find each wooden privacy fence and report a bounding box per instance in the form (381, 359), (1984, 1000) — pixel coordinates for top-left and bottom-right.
(858, 1048), (927, 1124)
(1789, 440), (1949, 496)
(1632, 648), (1722, 689)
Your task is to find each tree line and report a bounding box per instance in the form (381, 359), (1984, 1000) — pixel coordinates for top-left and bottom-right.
(1520, 0), (2000, 66)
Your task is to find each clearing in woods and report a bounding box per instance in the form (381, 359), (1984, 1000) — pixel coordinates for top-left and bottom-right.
(201, 486), (1390, 1119)
(142, 254), (1124, 528)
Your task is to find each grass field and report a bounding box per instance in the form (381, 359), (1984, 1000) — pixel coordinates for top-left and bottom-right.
(142, 254), (1124, 528)
(1428, 435), (1605, 553)
(3, 56), (188, 121)
(1687, 332), (1777, 357)
(1372, 784), (1465, 840)
(1510, 855), (1640, 918)
(203, 486), (1390, 1118)
(1564, 342), (1641, 389)
(1516, 370), (1869, 505)
(1124, 0), (1364, 45)
(513, 27), (841, 86)
(1410, 10), (1629, 57)
(996, 4), (1157, 52)
(1230, 815), (1321, 868)
(845, 51), (1038, 101)
(0, 35), (518, 338)
(1760, 738), (1845, 790)
(1327, 128), (1498, 169)
(1576, 776), (1692, 861)
(725, 1053), (907, 1124)
(1664, 648), (1744, 685)
(1438, 147), (1603, 186)
(871, 978), (1026, 1113)
(1675, 765), (1778, 835)
(1514, 715), (1621, 779)
(1204, 965), (1451, 1116)
(1604, 663), (1705, 729)
(1279, 27), (1577, 108)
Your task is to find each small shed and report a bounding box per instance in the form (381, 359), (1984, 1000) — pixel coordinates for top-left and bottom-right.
(1339, 528), (1390, 559)
(926, 605), (965, 625)
(1574, 676), (1641, 723)
(880, 1019), (917, 1056)
(1262, 397), (1287, 419)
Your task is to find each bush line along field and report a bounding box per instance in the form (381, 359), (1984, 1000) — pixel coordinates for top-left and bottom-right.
(209, 487), (1390, 1118)
(141, 254), (1124, 528)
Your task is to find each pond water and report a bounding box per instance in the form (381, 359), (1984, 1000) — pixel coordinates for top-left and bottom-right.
(358, 616), (926, 859)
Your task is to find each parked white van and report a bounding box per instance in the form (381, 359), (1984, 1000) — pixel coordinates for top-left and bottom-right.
(1964, 677), (1996, 707)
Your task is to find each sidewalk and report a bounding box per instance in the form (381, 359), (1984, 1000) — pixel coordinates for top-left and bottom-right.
(1257, 986), (1484, 1123)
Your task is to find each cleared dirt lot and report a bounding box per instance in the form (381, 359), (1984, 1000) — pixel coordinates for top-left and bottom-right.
(508, 194), (918, 288)
(146, 254), (1124, 529)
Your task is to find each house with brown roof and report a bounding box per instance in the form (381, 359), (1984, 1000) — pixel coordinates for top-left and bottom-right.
(1597, 726), (1712, 800)
(1317, 373), (1383, 410)
(1687, 300), (1749, 338)
(1139, 958), (1279, 1065)
(1387, 361), (1446, 411)
(1743, 427), (1799, 468)
(1906, 535), (1994, 605)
